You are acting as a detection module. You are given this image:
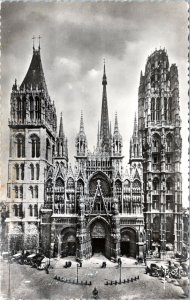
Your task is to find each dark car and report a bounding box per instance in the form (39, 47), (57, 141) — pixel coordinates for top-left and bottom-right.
(31, 254), (44, 268)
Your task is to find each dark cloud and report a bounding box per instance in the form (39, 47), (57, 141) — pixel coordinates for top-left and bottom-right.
(0, 1), (188, 206)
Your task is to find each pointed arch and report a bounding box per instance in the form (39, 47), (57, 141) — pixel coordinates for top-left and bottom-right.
(30, 134), (40, 158)
(89, 171), (110, 197)
(67, 177), (75, 189)
(16, 134), (25, 158)
(29, 204), (33, 217)
(15, 164), (19, 180)
(151, 98), (155, 121)
(36, 163), (40, 180)
(30, 163), (34, 180)
(156, 97), (161, 121)
(168, 97), (172, 122)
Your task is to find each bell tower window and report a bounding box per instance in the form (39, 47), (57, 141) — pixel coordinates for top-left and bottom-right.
(151, 98), (155, 121)
(16, 134), (25, 158)
(31, 135), (40, 158)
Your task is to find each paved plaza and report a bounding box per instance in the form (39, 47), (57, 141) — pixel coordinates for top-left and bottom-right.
(0, 255), (188, 300)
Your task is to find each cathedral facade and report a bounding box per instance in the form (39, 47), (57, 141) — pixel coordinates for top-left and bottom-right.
(5, 43), (183, 261)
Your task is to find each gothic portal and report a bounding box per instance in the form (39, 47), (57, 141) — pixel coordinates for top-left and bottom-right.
(5, 43), (183, 261)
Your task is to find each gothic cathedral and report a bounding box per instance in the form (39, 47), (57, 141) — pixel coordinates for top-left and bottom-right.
(6, 43), (183, 261)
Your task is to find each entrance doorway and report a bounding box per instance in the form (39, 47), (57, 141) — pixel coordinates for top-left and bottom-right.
(120, 228), (137, 258)
(121, 241), (130, 256)
(90, 219), (111, 257)
(92, 238), (105, 254)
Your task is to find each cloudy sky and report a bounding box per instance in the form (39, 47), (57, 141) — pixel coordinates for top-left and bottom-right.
(1, 1), (188, 206)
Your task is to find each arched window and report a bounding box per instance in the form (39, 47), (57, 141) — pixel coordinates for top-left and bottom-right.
(166, 134), (173, 150)
(153, 178), (159, 191)
(168, 97), (172, 122)
(19, 203), (22, 217)
(17, 97), (22, 120)
(20, 164), (24, 180)
(35, 186), (38, 198)
(55, 178), (65, 187)
(67, 177), (75, 189)
(16, 134), (25, 158)
(20, 186), (23, 198)
(152, 216), (160, 242)
(46, 139), (50, 161)
(15, 164), (19, 180)
(166, 178), (173, 192)
(29, 205), (33, 217)
(164, 98), (167, 121)
(35, 97), (41, 120)
(151, 98), (155, 121)
(14, 204), (18, 217)
(31, 134), (40, 158)
(30, 164), (34, 180)
(34, 204), (38, 217)
(133, 180), (141, 189)
(36, 164), (40, 180)
(29, 186), (34, 198)
(30, 96), (34, 120)
(156, 98), (161, 121)
(15, 186), (18, 198)
(123, 180), (130, 193)
(77, 179), (84, 197)
(152, 134), (160, 151)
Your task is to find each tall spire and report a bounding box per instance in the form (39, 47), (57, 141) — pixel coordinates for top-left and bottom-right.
(100, 60), (110, 152)
(114, 112), (119, 134)
(79, 111), (85, 134)
(59, 112), (64, 138)
(97, 121), (100, 148)
(20, 38), (48, 93)
(133, 113), (138, 137)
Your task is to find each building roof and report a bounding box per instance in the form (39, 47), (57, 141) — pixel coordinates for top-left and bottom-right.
(20, 48), (48, 94)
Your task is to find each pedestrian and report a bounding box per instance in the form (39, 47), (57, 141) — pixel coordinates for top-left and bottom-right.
(92, 287), (98, 299)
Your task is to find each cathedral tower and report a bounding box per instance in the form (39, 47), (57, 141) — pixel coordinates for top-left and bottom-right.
(138, 49), (182, 255)
(7, 40), (57, 253)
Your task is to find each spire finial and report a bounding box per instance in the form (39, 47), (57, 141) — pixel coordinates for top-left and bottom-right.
(102, 59), (107, 85)
(38, 35), (42, 50)
(133, 112), (138, 136)
(114, 112), (119, 134)
(79, 110), (84, 133)
(59, 112), (64, 138)
(32, 36), (36, 51)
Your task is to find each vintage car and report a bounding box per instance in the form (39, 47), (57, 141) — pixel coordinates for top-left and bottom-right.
(31, 254), (45, 268)
(145, 262), (182, 279)
(37, 257), (49, 270)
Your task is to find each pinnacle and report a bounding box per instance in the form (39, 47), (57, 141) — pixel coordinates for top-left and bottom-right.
(59, 112), (64, 138)
(114, 112), (119, 134)
(79, 111), (85, 133)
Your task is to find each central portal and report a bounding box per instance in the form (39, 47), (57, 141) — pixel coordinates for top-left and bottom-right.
(92, 238), (105, 254)
(90, 220), (110, 257)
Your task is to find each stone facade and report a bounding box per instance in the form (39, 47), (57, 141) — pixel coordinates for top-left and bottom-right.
(5, 45), (182, 261)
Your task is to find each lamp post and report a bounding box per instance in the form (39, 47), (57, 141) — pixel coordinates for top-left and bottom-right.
(77, 263), (80, 284)
(119, 260), (122, 284)
(7, 236), (11, 299)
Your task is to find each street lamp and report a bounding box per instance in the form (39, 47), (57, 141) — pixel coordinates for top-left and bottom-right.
(119, 260), (122, 284)
(77, 263), (80, 284)
(7, 236), (11, 299)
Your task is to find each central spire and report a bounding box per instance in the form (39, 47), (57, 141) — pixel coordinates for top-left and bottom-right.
(100, 61), (110, 152)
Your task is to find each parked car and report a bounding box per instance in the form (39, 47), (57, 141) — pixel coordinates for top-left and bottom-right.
(31, 254), (44, 268)
(12, 252), (22, 263)
(37, 257), (49, 270)
(25, 253), (36, 265)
